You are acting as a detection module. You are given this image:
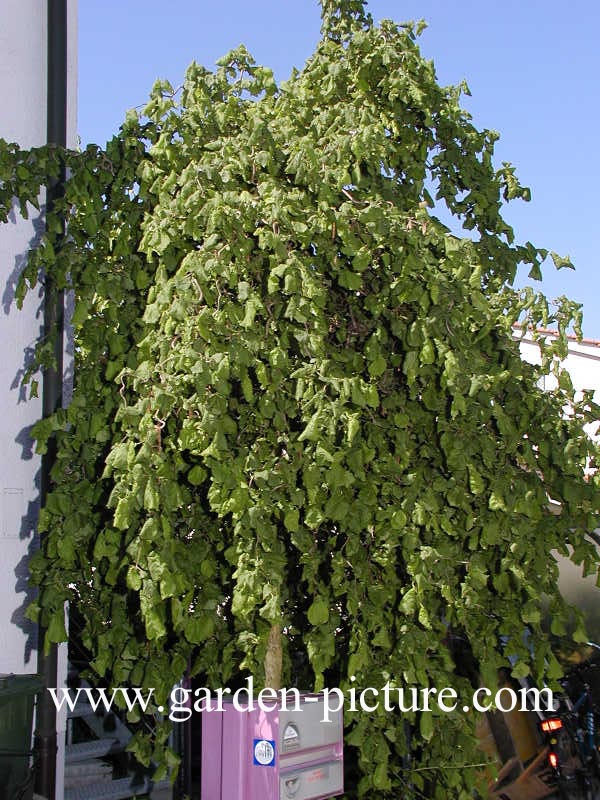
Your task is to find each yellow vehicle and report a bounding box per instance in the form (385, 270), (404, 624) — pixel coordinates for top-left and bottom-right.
(478, 695), (557, 800)
(475, 666), (562, 800)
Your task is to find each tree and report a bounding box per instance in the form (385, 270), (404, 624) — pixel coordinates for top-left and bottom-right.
(1, 1), (598, 795)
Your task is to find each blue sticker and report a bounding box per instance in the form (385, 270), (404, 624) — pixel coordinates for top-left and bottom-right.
(253, 738), (276, 766)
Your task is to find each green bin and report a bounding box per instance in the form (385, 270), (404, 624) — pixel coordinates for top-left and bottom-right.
(0, 674), (43, 800)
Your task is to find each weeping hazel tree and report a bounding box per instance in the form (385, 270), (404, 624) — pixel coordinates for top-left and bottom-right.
(1, 0), (599, 796)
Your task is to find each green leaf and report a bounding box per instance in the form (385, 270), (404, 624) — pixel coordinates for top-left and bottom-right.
(186, 615), (215, 643)
(298, 411), (321, 442)
(46, 612), (67, 645)
(550, 251), (574, 270)
(188, 465), (207, 485)
(240, 296), (262, 328)
(403, 350), (418, 382)
(368, 354), (387, 378)
(144, 481), (160, 511)
(419, 340), (435, 365)
(468, 465), (485, 495)
(373, 761), (391, 790)
(284, 508), (299, 532)
(105, 442), (129, 473)
(114, 498), (132, 530)
(390, 510), (407, 529)
(511, 661), (530, 680)
(399, 588), (417, 616)
(307, 598), (329, 626)
(488, 492), (506, 511)
(419, 711), (434, 742)
(127, 566), (142, 591)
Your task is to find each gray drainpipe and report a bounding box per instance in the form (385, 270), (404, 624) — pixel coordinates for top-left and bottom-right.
(34, 1), (67, 797)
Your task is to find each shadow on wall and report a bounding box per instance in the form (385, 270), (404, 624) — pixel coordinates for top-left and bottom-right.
(3, 199), (75, 406)
(2, 200), (44, 310)
(11, 460), (41, 666)
(3, 200), (45, 404)
(2, 200), (46, 665)
(12, 528), (40, 666)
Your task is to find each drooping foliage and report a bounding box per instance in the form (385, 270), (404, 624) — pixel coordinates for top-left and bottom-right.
(1, 1), (599, 795)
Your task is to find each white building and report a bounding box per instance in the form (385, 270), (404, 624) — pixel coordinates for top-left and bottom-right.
(516, 326), (600, 641)
(0, 3), (77, 798)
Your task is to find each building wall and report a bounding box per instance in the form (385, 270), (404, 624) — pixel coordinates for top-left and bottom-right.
(0, 1), (48, 677)
(0, 1), (77, 680)
(517, 329), (600, 641)
(518, 330), (600, 443)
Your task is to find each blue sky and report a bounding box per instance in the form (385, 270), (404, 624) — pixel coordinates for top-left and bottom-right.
(79, 1), (600, 338)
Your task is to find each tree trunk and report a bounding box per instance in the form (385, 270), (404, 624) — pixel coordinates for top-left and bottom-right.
(264, 623), (282, 691)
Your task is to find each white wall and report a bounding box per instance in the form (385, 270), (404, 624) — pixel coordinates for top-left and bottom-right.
(1, 4), (77, 794)
(0, 0), (48, 677)
(517, 328), (600, 641)
(0, 1), (77, 684)
(518, 330), (600, 444)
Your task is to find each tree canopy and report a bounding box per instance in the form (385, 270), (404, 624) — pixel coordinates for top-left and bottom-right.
(1, 0), (599, 795)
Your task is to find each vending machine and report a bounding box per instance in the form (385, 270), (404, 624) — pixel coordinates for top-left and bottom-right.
(201, 693), (344, 800)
